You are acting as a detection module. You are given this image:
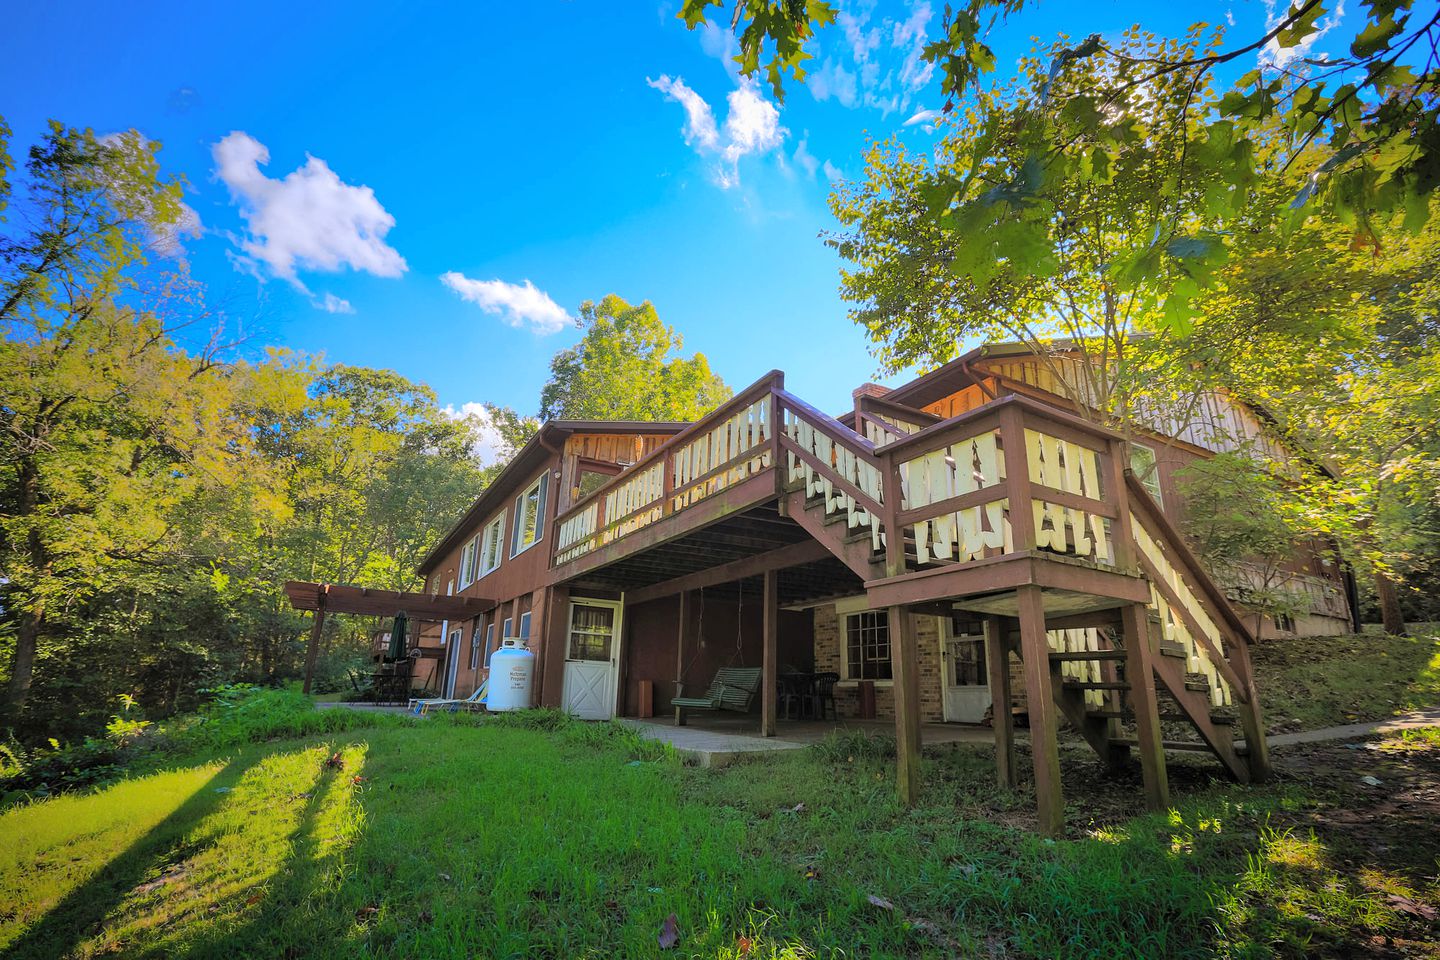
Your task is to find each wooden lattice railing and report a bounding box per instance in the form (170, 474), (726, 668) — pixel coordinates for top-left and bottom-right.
(876, 394), (1127, 573)
(552, 372), (782, 567)
(777, 390), (887, 552)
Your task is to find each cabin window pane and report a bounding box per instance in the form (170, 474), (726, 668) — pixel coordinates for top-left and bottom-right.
(511, 473), (548, 556)
(479, 511), (505, 576)
(947, 617), (988, 686)
(577, 469), (611, 501)
(844, 611), (892, 680)
(569, 604), (614, 661)
(1129, 443), (1163, 506)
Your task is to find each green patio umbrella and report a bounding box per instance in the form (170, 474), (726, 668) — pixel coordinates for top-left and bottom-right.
(388, 612), (408, 660)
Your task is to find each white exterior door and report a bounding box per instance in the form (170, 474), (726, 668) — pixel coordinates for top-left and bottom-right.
(561, 600), (622, 720)
(941, 616), (993, 723)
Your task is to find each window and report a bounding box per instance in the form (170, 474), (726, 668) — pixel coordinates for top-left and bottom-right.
(844, 610), (892, 680)
(568, 603), (615, 662)
(502, 616), (513, 643)
(947, 616), (988, 686)
(518, 611), (532, 645)
(510, 473), (549, 557)
(482, 621), (496, 666)
(477, 511), (505, 577)
(459, 535), (480, 587)
(448, 627), (461, 649)
(1129, 443), (1163, 506)
(576, 469), (612, 501)
(469, 620), (482, 671)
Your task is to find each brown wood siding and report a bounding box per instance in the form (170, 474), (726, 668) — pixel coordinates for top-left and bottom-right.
(620, 594), (814, 717)
(920, 381), (994, 419)
(558, 433), (675, 511)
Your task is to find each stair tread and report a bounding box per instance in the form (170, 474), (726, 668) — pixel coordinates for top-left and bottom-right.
(1158, 644), (1187, 658)
(1050, 651), (1126, 662)
(1111, 737), (1229, 753)
(1064, 680), (1129, 690)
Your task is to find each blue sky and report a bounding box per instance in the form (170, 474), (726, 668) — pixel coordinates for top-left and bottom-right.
(4, 0), (1316, 456)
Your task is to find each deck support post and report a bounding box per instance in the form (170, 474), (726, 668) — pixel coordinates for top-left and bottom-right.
(1120, 602), (1170, 811)
(761, 569), (778, 737)
(985, 615), (1016, 788)
(302, 585), (328, 695)
(889, 605), (922, 805)
(1226, 635), (1273, 782)
(674, 590), (689, 726)
(1017, 585), (1064, 835)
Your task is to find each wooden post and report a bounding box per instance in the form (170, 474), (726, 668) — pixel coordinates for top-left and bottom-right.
(889, 605), (922, 805)
(1226, 633), (1273, 782)
(761, 569), (778, 737)
(984, 614), (1016, 788)
(1016, 585), (1064, 835)
(302, 585), (328, 695)
(1120, 602), (1170, 811)
(674, 590), (689, 726)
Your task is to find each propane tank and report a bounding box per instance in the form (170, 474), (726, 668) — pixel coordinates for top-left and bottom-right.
(486, 638), (535, 712)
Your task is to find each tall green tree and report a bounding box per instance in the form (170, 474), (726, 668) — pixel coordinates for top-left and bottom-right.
(0, 123), (235, 721)
(539, 294), (731, 422)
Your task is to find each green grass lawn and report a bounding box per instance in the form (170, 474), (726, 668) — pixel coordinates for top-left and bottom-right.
(3, 709), (1437, 959)
(1252, 624), (1440, 733)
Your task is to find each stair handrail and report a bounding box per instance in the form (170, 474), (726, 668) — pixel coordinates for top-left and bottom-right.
(774, 388), (887, 552)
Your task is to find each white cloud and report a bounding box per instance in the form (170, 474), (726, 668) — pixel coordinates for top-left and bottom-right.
(648, 75), (788, 189)
(440, 272), (571, 335)
(647, 75), (720, 150)
(443, 402), (509, 467)
(98, 132), (203, 257)
(1260, 0), (1346, 67)
(807, 0), (936, 117)
(317, 292), (354, 314)
(212, 131), (406, 292)
(822, 160), (843, 182)
(810, 58), (859, 107)
(793, 137), (820, 179)
(903, 108), (940, 127)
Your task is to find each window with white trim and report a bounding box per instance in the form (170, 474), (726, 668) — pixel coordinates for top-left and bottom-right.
(469, 619), (482, 670)
(459, 535), (480, 587)
(510, 472), (549, 557)
(478, 511), (505, 577)
(1129, 443), (1163, 506)
(518, 611), (532, 646)
(482, 621), (496, 666)
(843, 610), (892, 680)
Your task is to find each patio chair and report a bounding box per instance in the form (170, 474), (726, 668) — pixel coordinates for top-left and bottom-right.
(672, 667), (763, 724)
(808, 672), (839, 721)
(409, 678), (488, 716)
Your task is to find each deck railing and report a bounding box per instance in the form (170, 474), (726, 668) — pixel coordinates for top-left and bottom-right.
(777, 390), (887, 552)
(1126, 478), (1256, 709)
(551, 372), (783, 567)
(876, 394), (1127, 573)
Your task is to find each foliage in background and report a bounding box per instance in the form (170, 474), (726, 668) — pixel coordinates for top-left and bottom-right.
(686, 0), (1439, 249)
(0, 122), (490, 744)
(539, 294), (732, 422)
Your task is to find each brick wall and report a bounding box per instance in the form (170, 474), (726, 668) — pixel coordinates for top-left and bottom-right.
(813, 603), (946, 723)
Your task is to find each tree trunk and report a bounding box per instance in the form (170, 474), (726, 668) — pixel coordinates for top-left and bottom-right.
(2, 604), (44, 722)
(1374, 571), (1407, 637)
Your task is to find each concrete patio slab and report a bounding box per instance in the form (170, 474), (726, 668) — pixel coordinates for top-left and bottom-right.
(624, 715), (992, 766)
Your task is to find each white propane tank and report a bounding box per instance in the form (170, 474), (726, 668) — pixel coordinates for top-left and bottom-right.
(487, 639), (535, 712)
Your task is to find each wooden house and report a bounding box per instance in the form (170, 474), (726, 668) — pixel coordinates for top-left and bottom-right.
(412, 344), (1350, 832)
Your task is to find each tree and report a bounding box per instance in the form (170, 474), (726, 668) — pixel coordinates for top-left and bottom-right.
(684, 0), (1438, 244)
(0, 123), (235, 721)
(538, 294), (732, 422)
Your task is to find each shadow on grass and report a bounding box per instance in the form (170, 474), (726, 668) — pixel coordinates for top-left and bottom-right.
(174, 744), (370, 960)
(3, 759), (251, 960)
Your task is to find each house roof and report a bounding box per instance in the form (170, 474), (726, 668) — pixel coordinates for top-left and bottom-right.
(416, 419), (689, 576)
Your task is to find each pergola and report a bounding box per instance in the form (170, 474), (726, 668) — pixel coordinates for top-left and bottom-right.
(283, 581), (493, 693)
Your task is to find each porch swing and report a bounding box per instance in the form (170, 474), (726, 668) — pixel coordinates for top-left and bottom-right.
(671, 580), (764, 722)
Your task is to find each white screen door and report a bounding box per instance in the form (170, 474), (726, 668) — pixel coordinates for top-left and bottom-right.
(561, 600), (622, 720)
(941, 616), (993, 723)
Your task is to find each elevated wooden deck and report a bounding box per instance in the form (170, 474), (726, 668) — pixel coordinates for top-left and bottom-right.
(544, 371), (1272, 834)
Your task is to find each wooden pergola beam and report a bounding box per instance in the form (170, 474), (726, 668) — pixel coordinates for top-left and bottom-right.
(283, 581), (492, 619)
